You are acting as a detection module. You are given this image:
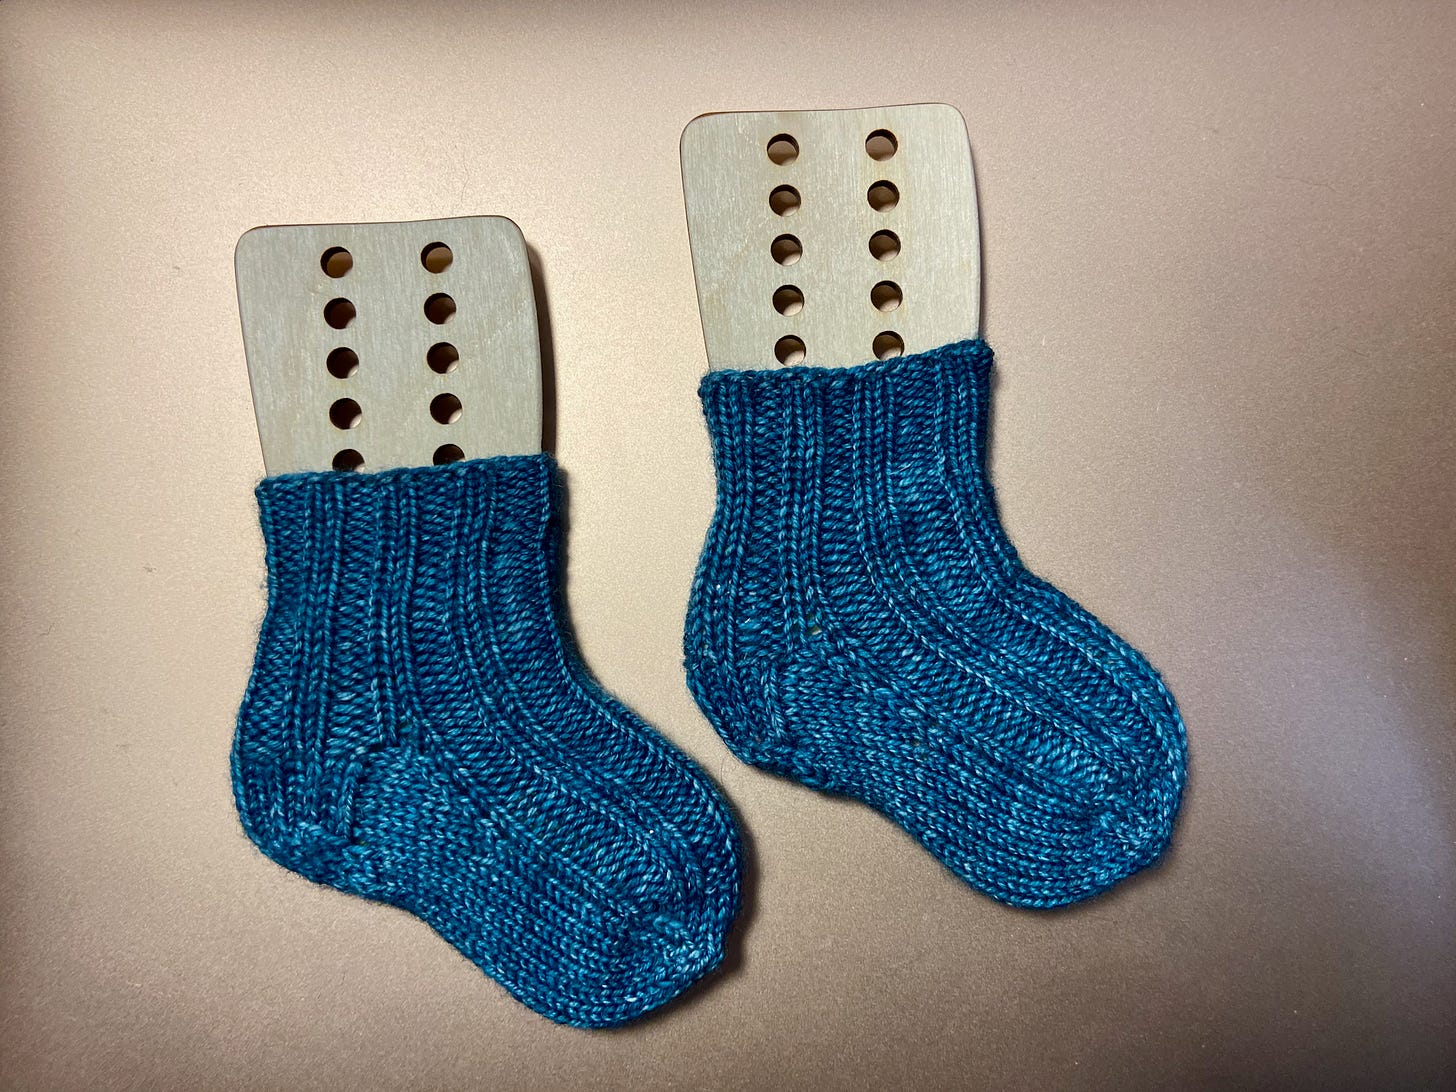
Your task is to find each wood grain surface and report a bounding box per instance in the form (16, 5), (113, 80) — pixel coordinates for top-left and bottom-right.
(237, 216), (540, 474)
(683, 104), (980, 370)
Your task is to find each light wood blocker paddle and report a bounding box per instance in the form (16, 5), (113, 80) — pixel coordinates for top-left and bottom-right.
(681, 103), (981, 371)
(236, 215), (541, 474)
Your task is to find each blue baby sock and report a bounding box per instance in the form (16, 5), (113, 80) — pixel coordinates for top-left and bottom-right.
(685, 339), (1186, 907)
(234, 454), (741, 1027)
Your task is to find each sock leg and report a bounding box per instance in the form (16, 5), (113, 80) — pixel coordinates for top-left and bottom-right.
(235, 454), (741, 1027)
(685, 340), (1185, 907)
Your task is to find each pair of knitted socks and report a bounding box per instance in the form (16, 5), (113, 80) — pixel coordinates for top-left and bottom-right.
(233, 338), (1186, 1028)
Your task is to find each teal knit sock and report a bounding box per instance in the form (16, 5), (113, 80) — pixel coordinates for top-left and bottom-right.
(685, 340), (1186, 907)
(234, 454), (741, 1027)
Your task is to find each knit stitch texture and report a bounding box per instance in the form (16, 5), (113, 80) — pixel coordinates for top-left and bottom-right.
(234, 454), (741, 1027)
(685, 339), (1186, 907)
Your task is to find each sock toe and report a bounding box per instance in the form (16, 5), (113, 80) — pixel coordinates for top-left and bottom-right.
(337, 727), (737, 1027)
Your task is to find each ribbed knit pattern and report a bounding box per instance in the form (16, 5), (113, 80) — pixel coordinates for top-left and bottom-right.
(234, 454), (741, 1027)
(685, 339), (1186, 907)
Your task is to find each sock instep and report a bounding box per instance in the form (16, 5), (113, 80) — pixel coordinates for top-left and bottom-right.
(234, 454), (741, 1027)
(685, 339), (1186, 908)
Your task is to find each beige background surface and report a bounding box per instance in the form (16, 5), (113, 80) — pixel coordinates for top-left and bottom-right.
(2, 1), (1454, 1088)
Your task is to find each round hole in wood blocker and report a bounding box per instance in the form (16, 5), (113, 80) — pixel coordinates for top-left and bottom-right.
(774, 335), (806, 365)
(423, 293), (456, 324)
(772, 285), (804, 316)
(865, 129), (898, 161)
(326, 346), (360, 378)
(771, 234), (802, 265)
(766, 133), (799, 165)
(867, 180), (899, 212)
(873, 331), (905, 360)
(430, 393), (463, 425)
(320, 247), (353, 278)
(427, 342), (459, 374)
(769, 185), (801, 216)
(869, 230), (901, 261)
(433, 443), (465, 465)
(332, 448), (364, 471)
(420, 242), (453, 273)
(329, 398), (363, 430)
(323, 298), (357, 329)
(870, 281), (902, 312)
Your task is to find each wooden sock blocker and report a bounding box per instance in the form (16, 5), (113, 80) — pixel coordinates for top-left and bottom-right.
(236, 215), (541, 475)
(681, 103), (982, 371)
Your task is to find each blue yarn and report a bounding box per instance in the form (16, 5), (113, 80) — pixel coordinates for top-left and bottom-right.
(233, 453), (741, 1027)
(685, 339), (1186, 908)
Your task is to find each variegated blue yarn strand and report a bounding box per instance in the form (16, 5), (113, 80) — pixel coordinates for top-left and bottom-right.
(685, 339), (1186, 907)
(234, 453), (742, 1027)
